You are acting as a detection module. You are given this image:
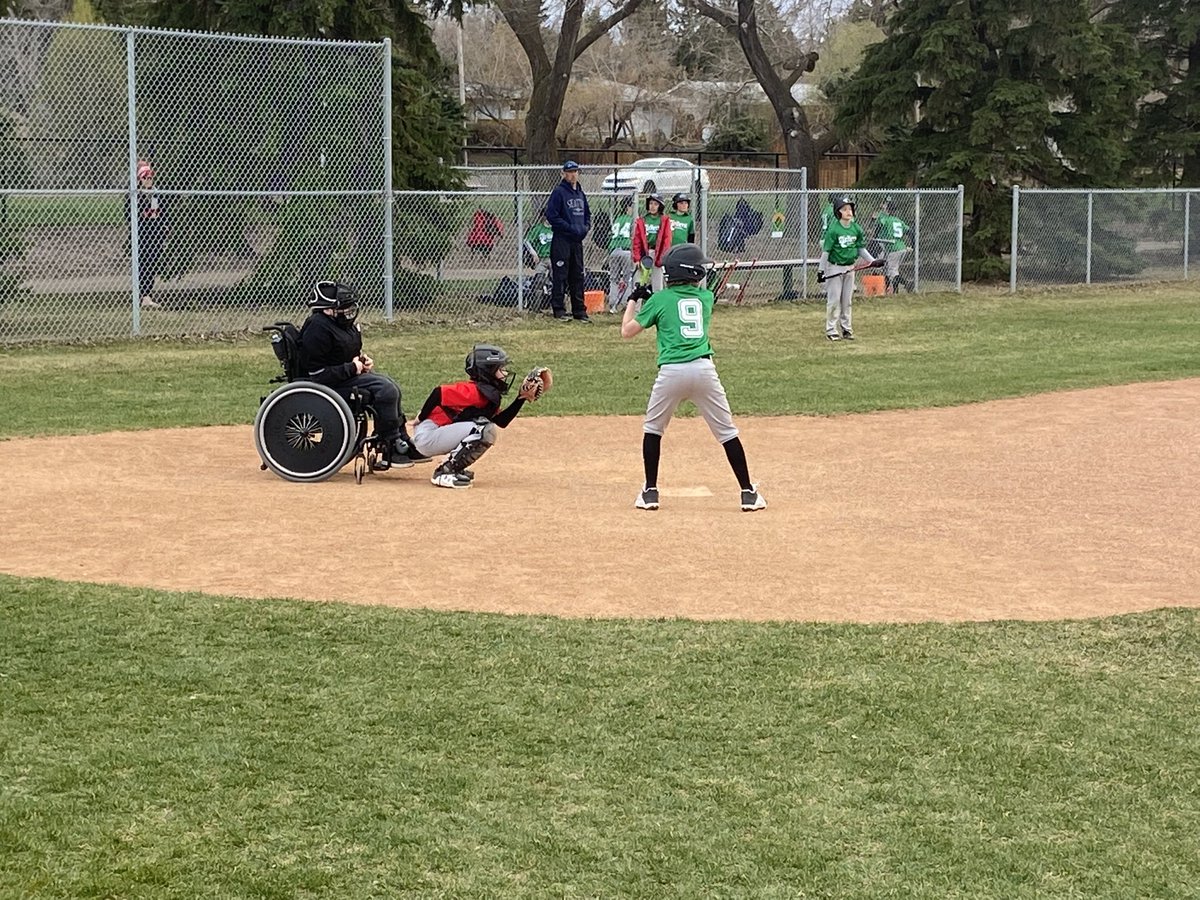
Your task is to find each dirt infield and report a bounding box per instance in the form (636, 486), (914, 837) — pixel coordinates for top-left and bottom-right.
(2, 379), (1198, 623)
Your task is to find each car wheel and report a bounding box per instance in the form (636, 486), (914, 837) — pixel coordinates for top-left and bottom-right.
(642, 180), (656, 193)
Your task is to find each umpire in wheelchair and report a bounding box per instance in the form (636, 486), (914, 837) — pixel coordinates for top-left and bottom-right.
(254, 280), (428, 483)
(299, 280), (428, 469)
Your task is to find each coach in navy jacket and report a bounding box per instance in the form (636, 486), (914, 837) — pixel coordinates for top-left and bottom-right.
(545, 160), (592, 321)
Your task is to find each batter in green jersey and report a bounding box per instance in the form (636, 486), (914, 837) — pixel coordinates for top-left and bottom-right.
(620, 243), (767, 513)
(818, 195), (879, 340)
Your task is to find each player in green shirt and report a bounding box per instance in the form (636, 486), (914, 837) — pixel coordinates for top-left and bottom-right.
(620, 243), (767, 513)
(607, 195), (635, 311)
(523, 208), (554, 267)
(870, 196), (912, 294)
(818, 195), (880, 341)
(668, 193), (696, 245)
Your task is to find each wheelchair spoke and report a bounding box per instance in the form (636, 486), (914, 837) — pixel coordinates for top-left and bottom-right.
(285, 412), (324, 451)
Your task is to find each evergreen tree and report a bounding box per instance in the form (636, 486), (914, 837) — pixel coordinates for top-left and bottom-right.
(1109, 0), (1200, 185)
(90, 0), (465, 302)
(833, 0), (1144, 279)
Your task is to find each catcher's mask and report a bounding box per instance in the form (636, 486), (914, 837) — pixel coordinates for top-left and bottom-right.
(663, 243), (713, 285)
(310, 280), (359, 322)
(465, 343), (515, 394)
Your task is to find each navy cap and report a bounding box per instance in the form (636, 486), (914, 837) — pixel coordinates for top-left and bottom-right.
(562, 160), (579, 171)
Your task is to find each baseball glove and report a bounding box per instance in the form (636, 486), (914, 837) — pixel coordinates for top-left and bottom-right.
(519, 366), (553, 402)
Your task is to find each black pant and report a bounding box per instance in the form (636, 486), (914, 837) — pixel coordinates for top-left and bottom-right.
(550, 235), (586, 318)
(138, 224), (164, 297)
(336, 372), (404, 441)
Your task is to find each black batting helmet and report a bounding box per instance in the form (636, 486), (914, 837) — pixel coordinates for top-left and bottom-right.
(663, 243), (713, 284)
(646, 193), (665, 213)
(671, 192), (690, 210)
(465, 343), (515, 394)
(833, 195), (856, 217)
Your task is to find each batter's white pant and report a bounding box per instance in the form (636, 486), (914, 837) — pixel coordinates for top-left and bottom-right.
(824, 264), (856, 336)
(643, 357), (739, 443)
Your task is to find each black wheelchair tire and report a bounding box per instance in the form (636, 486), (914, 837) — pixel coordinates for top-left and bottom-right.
(254, 382), (359, 483)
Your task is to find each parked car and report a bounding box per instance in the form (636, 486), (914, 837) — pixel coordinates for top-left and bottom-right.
(600, 157), (710, 196)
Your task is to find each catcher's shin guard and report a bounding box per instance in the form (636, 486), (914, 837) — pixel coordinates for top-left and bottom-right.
(445, 420), (497, 474)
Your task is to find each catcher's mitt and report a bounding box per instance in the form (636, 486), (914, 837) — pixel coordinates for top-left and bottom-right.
(519, 366), (553, 402)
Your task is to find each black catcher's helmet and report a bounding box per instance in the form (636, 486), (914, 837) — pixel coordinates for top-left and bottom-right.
(309, 280), (359, 321)
(645, 193), (665, 213)
(671, 192), (690, 210)
(663, 243), (713, 284)
(465, 343), (515, 393)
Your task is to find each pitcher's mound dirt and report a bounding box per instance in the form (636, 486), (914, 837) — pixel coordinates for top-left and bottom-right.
(2, 380), (1197, 622)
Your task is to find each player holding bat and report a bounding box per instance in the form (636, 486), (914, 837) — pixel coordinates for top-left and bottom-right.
(817, 195), (883, 341)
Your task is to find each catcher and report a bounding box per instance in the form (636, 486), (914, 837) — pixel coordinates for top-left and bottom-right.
(411, 344), (552, 489)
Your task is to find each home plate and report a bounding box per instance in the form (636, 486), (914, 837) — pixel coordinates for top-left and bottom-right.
(658, 486), (713, 497)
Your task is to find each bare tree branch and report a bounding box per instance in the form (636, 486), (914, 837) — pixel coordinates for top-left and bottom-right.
(576, 0), (647, 59)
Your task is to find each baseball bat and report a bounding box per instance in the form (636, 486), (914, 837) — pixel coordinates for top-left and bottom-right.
(734, 259), (758, 305)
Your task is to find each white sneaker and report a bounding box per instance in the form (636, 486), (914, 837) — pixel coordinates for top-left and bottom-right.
(140, 295), (161, 309)
(431, 470), (471, 489)
(635, 485), (659, 510)
(740, 484), (767, 512)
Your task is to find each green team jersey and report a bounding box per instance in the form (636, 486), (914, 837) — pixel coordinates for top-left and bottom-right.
(668, 212), (695, 244)
(822, 219), (867, 266)
(642, 215), (664, 249)
(635, 283), (714, 366)
(874, 214), (909, 251)
(525, 222), (553, 258)
(609, 214), (633, 251)
(819, 203), (835, 235)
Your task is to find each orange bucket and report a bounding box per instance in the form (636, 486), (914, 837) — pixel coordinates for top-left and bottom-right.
(862, 274), (886, 296)
(584, 289), (606, 312)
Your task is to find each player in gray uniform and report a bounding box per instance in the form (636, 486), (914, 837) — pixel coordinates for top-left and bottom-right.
(620, 243), (767, 512)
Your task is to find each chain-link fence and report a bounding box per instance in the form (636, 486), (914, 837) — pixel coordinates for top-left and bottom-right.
(0, 19), (964, 344)
(1010, 187), (1200, 290)
(0, 18), (391, 342)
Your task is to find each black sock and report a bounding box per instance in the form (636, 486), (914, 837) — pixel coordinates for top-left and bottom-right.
(642, 432), (661, 488)
(722, 436), (752, 490)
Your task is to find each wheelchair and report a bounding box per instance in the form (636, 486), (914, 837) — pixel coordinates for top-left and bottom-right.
(254, 322), (388, 484)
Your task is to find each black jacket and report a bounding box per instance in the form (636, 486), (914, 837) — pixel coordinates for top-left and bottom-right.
(298, 312), (362, 386)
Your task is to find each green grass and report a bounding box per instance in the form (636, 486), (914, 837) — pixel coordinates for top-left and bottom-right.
(2, 283), (1200, 896)
(0, 282), (1197, 437)
(2, 579), (1198, 898)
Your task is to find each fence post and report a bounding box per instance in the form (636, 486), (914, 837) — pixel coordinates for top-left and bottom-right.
(382, 38), (394, 321)
(955, 184), (964, 292)
(1085, 190), (1093, 285)
(1185, 192), (1191, 280)
(801, 167), (809, 299)
(913, 190), (921, 292)
(516, 194), (525, 312)
(1010, 185), (1019, 293)
(125, 28), (141, 336)
(698, 182), (708, 255)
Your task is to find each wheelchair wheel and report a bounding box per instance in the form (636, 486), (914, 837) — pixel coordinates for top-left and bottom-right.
(254, 382), (359, 483)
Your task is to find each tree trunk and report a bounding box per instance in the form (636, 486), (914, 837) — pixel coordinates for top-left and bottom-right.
(525, 74), (571, 165)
